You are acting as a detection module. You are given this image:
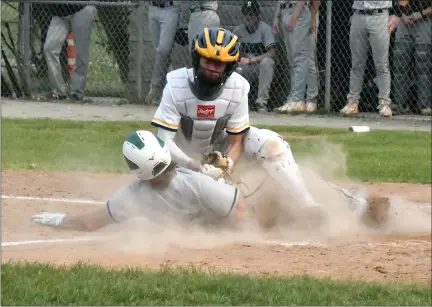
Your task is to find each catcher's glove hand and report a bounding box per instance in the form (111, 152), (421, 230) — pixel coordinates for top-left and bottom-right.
(200, 151), (233, 183)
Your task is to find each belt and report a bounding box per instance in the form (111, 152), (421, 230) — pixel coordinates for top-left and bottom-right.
(151, 1), (173, 8)
(280, 2), (311, 10)
(190, 7), (216, 13)
(354, 8), (388, 15)
(280, 3), (294, 10)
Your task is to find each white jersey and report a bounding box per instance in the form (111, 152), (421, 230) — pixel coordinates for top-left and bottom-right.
(106, 167), (239, 223)
(151, 67), (251, 160)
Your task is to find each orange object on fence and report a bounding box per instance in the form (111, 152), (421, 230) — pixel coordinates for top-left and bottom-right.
(66, 33), (76, 76)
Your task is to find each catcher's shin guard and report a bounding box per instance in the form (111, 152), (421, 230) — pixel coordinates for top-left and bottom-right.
(259, 137), (317, 208)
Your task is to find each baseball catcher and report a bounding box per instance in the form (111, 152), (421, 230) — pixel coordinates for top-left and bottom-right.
(149, 26), (390, 230)
(32, 130), (247, 231)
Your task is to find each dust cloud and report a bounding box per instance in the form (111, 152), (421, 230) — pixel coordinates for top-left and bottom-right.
(78, 138), (431, 256)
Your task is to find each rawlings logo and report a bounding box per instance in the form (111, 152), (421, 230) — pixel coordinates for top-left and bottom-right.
(197, 105), (215, 118)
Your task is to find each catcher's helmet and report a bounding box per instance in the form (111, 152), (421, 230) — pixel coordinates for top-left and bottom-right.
(190, 27), (241, 100)
(122, 130), (171, 180)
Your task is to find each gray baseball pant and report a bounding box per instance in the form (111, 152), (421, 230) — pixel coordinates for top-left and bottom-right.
(237, 57), (275, 105)
(281, 6), (310, 102)
(348, 11), (391, 103)
(392, 17), (432, 109)
(44, 6), (94, 99)
(148, 5), (180, 92)
(188, 10), (220, 52)
(307, 13), (319, 103)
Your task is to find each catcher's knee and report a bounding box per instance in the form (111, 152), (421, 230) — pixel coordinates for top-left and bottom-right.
(244, 130), (290, 160)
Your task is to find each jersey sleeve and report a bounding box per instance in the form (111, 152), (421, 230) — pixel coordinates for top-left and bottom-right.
(151, 84), (181, 132)
(197, 174), (240, 218)
(262, 23), (276, 50)
(105, 180), (144, 223)
(226, 90), (250, 135)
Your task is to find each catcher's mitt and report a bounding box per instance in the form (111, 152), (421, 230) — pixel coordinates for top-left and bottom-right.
(200, 151), (232, 182)
(362, 195), (391, 228)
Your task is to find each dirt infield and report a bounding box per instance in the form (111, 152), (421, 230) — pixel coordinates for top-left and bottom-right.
(2, 169), (431, 285)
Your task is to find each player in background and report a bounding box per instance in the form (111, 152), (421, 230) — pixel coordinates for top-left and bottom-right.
(32, 130), (246, 231)
(233, 0), (277, 113)
(145, 1), (181, 105)
(151, 27), (325, 219)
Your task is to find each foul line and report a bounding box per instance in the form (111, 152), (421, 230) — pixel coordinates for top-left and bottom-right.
(2, 237), (102, 247)
(1, 194), (105, 205)
(2, 194), (430, 209)
(3, 238), (430, 249)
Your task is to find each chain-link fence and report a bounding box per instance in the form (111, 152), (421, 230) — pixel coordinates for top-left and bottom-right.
(1, 1), (431, 116)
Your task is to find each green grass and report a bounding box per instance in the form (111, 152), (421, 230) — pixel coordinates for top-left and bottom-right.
(2, 262), (431, 306)
(2, 118), (431, 183)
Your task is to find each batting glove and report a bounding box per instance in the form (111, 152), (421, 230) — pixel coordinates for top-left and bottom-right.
(32, 212), (66, 226)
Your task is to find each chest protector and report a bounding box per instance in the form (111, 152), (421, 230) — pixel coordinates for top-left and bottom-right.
(167, 68), (249, 154)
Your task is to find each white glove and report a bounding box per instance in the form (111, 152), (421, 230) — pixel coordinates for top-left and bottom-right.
(32, 212), (66, 226)
(200, 164), (224, 180)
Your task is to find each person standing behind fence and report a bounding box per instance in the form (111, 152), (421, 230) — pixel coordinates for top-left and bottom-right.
(340, 1), (395, 117)
(273, 1), (312, 114)
(187, 1), (220, 52)
(392, 0), (432, 116)
(233, 0), (276, 113)
(145, 1), (181, 105)
(42, 3), (95, 101)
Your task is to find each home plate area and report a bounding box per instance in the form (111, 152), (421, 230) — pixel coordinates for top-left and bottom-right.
(2, 169), (431, 284)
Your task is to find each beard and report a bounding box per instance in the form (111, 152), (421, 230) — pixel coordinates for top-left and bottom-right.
(197, 67), (223, 85)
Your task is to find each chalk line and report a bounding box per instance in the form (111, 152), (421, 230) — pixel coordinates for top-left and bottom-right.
(1, 194), (105, 205)
(3, 237), (430, 249)
(2, 194), (430, 210)
(265, 240), (326, 247)
(264, 240), (432, 248)
(2, 237), (102, 247)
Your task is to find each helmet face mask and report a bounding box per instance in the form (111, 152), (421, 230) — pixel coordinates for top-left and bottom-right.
(190, 27), (241, 101)
(122, 130), (172, 181)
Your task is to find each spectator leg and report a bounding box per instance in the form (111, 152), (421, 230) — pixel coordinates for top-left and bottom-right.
(70, 6), (95, 100)
(187, 11), (220, 55)
(347, 13), (369, 103)
(149, 6), (161, 50)
(368, 13), (391, 104)
(150, 7), (179, 95)
(44, 16), (70, 97)
(392, 23), (414, 111)
(413, 18), (432, 113)
(281, 17), (294, 102)
(257, 57), (275, 105)
(306, 13), (319, 103)
(281, 8), (310, 102)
